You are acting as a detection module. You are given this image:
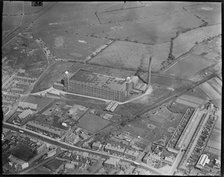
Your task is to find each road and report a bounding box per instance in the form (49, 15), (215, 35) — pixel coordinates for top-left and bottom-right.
(3, 122), (161, 175)
(168, 148), (186, 175)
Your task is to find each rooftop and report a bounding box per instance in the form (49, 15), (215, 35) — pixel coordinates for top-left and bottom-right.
(18, 109), (33, 119)
(104, 157), (120, 166)
(69, 69), (127, 92)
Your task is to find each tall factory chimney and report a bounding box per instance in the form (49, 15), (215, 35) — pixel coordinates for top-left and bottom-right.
(64, 71), (69, 91)
(147, 56), (152, 85)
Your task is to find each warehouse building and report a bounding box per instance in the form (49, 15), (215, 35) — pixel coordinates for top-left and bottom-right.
(18, 109), (33, 119)
(196, 154), (210, 169)
(54, 57), (153, 102)
(65, 69), (130, 102)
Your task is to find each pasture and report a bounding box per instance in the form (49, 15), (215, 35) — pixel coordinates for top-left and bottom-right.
(37, 30), (109, 61)
(172, 24), (221, 58)
(89, 41), (170, 72)
(184, 3), (221, 25)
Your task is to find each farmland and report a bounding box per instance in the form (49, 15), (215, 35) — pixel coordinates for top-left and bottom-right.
(95, 2), (203, 44)
(191, 35), (221, 64)
(37, 30), (110, 61)
(172, 24), (221, 58)
(2, 16), (22, 32)
(89, 41), (170, 72)
(3, 1), (50, 16)
(2, 2), (54, 36)
(183, 3), (221, 25)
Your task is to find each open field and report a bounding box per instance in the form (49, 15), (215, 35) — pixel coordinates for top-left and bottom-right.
(207, 129), (221, 151)
(181, 86), (209, 101)
(165, 54), (212, 79)
(95, 2), (203, 44)
(37, 30), (109, 61)
(191, 35), (221, 64)
(77, 113), (110, 134)
(122, 104), (184, 146)
(89, 41), (170, 72)
(3, 2), (51, 15)
(184, 3), (221, 25)
(199, 82), (221, 102)
(172, 24), (221, 58)
(31, 2), (100, 33)
(2, 16), (22, 32)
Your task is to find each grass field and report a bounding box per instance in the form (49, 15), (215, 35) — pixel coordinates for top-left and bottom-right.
(172, 24), (221, 58)
(3, 2), (51, 15)
(31, 2), (100, 33)
(89, 41), (170, 72)
(2, 16), (22, 32)
(184, 3), (221, 25)
(3, 1), (23, 15)
(165, 53), (212, 79)
(77, 112), (110, 133)
(207, 129), (221, 150)
(191, 35), (221, 64)
(37, 30), (109, 61)
(95, 2), (203, 44)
